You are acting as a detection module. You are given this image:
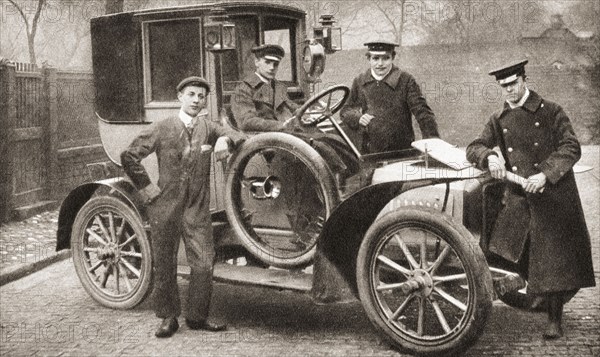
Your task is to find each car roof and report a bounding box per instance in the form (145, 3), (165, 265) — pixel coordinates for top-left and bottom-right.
(92, 1), (305, 19)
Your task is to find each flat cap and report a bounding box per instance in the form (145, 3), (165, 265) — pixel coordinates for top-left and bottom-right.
(251, 44), (285, 61)
(489, 59), (528, 84)
(364, 40), (399, 54)
(176, 76), (211, 92)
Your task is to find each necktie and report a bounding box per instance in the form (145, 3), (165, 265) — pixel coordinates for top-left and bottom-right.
(186, 121), (194, 140)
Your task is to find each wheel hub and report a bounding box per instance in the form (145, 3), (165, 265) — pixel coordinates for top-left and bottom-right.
(402, 269), (434, 297)
(97, 243), (119, 263)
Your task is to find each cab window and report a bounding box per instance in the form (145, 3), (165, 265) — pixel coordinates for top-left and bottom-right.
(144, 19), (202, 102)
(263, 16), (295, 83)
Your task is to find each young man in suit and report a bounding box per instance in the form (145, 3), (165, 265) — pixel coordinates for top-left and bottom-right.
(121, 76), (245, 338)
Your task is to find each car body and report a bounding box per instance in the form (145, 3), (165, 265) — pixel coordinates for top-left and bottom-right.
(55, 3), (549, 356)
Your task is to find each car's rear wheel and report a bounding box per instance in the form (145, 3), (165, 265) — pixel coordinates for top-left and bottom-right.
(71, 196), (152, 309)
(225, 133), (339, 268)
(357, 207), (493, 356)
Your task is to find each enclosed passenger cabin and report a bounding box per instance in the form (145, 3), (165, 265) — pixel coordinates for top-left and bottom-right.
(92, 2), (309, 124)
(91, 2), (311, 211)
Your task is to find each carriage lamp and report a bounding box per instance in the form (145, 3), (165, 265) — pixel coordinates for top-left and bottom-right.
(312, 14), (342, 54)
(204, 8), (236, 52)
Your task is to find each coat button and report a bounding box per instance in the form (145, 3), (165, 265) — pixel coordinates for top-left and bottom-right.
(534, 142), (539, 147)
(507, 147), (513, 152)
(512, 166), (518, 172)
(541, 103), (544, 108)
(535, 122), (540, 127)
(534, 163), (539, 167)
(503, 128), (508, 133)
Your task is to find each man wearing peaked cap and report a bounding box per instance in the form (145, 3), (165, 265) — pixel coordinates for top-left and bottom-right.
(232, 41), (359, 224)
(232, 42), (359, 187)
(488, 59), (528, 84)
(251, 44), (285, 62)
(467, 59), (595, 340)
(231, 43), (297, 131)
(121, 76), (245, 338)
(340, 40), (440, 154)
(364, 40), (399, 55)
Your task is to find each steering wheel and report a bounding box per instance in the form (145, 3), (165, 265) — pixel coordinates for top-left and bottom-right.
(294, 85), (350, 126)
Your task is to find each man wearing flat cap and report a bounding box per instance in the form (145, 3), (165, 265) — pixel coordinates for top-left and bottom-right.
(466, 59), (595, 339)
(121, 76), (245, 338)
(340, 41), (440, 154)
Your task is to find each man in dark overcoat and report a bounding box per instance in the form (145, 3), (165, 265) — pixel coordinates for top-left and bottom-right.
(121, 76), (245, 338)
(466, 60), (595, 339)
(340, 41), (440, 154)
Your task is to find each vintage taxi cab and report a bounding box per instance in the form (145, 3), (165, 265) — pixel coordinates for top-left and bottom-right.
(54, 2), (569, 356)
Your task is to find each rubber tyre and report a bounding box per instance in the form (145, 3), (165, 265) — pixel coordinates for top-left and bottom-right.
(72, 196), (152, 309)
(357, 207), (494, 356)
(225, 132), (339, 268)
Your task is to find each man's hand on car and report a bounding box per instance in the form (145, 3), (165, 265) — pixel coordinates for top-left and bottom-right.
(359, 113), (374, 128)
(487, 154), (506, 179)
(282, 116), (296, 128)
(524, 172), (546, 193)
(214, 137), (232, 161)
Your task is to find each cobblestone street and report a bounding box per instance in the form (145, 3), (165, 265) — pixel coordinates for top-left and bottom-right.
(0, 211), (58, 273)
(0, 260), (598, 357)
(1, 147), (598, 356)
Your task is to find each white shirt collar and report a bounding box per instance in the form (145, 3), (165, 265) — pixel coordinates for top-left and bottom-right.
(371, 67), (392, 81)
(255, 72), (270, 84)
(179, 108), (208, 127)
(179, 109), (195, 127)
(507, 87), (530, 109)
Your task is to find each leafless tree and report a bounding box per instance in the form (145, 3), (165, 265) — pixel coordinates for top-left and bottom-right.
(6, 0), (46, 65)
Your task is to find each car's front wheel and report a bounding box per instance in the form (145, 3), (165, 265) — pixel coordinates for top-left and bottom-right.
(356, 207), (494, 356)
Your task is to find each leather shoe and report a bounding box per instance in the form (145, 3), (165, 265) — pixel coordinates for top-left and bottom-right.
(155, 317), (179, 338)
(543, 321), (563, 339)
(185, 319), (227, 331)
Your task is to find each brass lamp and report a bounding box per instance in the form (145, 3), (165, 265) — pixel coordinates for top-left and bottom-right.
(312, 14), (342, 54)
(205, 8), (236, 52)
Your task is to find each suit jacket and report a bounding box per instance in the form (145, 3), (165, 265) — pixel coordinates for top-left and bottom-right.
(466, 90), (595, 293)
(231, 73), (299, 131)
(340, 66), (439, 153)
(121, 114), (245, 203)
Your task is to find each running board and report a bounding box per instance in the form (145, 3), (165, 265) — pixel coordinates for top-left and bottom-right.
(178, 263), (313, 293)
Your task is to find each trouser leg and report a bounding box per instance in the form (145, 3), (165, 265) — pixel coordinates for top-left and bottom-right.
(543, 292), (564, 339)
(182, 198), (215, 321)
(148, 200), (183, 319)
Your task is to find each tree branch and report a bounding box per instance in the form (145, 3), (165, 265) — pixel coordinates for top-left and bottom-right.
(6, 0), (30, 33)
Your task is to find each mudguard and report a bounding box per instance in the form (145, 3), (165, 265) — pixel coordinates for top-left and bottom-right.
(311, 179), (453, 302)
(56, 178), (146, 251)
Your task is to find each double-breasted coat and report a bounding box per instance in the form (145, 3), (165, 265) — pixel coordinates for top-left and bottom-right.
(466, 90), (595, 294)
(121, 113), (245, 320)
(340, 66), (440, 153)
